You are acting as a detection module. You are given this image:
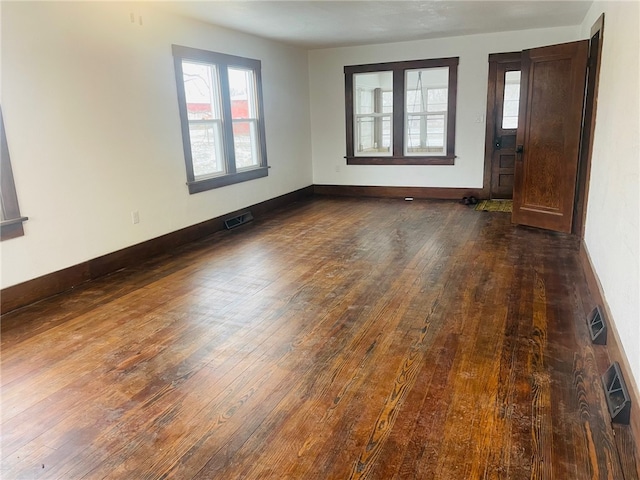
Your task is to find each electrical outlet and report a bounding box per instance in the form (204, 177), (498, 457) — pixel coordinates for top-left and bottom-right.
(335, 165), (341, 173)
(131, 211), (140, 224)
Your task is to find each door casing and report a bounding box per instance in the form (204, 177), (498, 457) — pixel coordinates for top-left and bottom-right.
(482, 52), (522, 199)
(573, 14), (605, 236)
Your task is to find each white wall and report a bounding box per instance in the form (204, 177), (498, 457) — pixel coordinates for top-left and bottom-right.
(309, 26), (581, 187)
(581, 2), (640, 390)
(0, 1), (312, 289)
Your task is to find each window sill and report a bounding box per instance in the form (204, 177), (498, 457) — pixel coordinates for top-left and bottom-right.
(187, 167), (269, 194)
(1, 216), (28, 241)
(345, 156), (455, 166)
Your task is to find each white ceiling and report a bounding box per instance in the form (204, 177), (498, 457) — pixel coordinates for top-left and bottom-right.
(157, 1), (593, 49)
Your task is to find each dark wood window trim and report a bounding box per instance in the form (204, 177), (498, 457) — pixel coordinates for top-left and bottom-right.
(344, 57), (458, 166)
(1, 107), (28, 241)
(172, 45), (269, 194)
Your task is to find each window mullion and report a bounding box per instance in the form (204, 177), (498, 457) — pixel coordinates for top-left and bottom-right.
(218, 65), (237, 174)
(392, 69), (404, 158)
(253, 68), (268, 169)
(446, 62), (458, 158)
(344, 72), (355, 158)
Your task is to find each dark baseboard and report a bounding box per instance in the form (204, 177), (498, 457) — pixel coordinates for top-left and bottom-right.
(579, 241), (640, 444)
(1, 185), (314, 314)
(313, 184), (484, 200)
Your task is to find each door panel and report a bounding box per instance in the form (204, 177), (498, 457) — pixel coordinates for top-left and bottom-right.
(491, 133), (517, 198)
(512, 40), (589, 233)
(499, 154), (515, 169)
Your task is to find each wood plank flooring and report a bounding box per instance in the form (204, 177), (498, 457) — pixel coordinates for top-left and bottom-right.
(1, 197), (637, 479)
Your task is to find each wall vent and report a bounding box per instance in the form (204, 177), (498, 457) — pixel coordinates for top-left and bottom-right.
(224, 211), (253, 230)
(602, 362), (631, 425)
(587, 305), (607, 345)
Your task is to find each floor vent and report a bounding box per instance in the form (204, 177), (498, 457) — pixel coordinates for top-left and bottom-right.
(587, 305), (607, 345)
(602, 362), (631, 424)
(224, 211), (253, 230)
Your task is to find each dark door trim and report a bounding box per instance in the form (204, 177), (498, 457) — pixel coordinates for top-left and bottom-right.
(481, 52), (522, 198)
(573, 14), (605, 236)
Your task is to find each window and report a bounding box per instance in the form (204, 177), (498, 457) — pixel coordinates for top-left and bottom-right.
(345, 57), (458, 165)
(501, 70), (521, 129)
(0, 107), (28, 241)
(172, 45), (268, 194)
(353, 71), (393, 155)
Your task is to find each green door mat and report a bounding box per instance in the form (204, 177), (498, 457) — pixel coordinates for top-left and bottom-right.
(475, 200), (513, 212)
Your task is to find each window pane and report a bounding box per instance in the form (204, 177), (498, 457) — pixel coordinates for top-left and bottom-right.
(427, 88), (448, 113)
(382, 91), (393, 114)
(228, 67), (257, 119)
(406, 114), (445, 154)
(228, 67), (261, 167)
(356, 116), (374, 152)
(189, 122), (226, 177)
(354, 71), (393, 155)
(182, 61), (222, 121)
(502, 70), (521, 129)
(381, 116), (391, 149)
(182, 61), (226, 177)
(233, 120), (260, 169)
(357, 88), (374, 115)
(405, 67), (448, 156)
(355, 115), (392, 155)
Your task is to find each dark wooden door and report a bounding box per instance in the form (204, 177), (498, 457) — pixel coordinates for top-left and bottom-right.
(512, 40), (589, 233)
(487, 55), (522, 199)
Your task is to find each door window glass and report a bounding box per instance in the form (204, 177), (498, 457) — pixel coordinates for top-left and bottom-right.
(502, 70), (521, 129)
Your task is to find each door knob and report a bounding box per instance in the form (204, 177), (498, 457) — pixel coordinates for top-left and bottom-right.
(516, 145), (524, 153)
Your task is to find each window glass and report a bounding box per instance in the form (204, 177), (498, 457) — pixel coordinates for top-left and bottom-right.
(229, 67), (260, 169)
(502, 70), (521, 129)
(354, 71), (393, 156)
(405, 67), (449, 155)
(182, 61), (225, 178)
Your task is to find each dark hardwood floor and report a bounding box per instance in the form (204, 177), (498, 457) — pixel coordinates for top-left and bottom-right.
(1, 197), (637, 479)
